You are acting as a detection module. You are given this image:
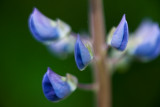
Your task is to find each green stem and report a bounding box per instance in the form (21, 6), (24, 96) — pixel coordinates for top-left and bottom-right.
(89, 0), (112, 107)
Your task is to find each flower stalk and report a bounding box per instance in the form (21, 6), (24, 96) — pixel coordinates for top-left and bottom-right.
(78, 83), (97, 91)
(28, 3), (160, 107)
(89, 0), (111, 107)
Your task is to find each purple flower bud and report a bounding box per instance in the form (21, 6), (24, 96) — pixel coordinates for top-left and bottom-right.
(47, 35), (76, 58)
(29, 8), (71, 42)
(129, 21), (160, 61)
(42, 67), (78, 102)
(74, 35), (93, 71)
(111, 14), (129, 51)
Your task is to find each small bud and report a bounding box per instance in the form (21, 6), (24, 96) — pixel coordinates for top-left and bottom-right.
(47, 35), (76, 58)
(129, 20), (160, 61)
(42, 67), (78, 102)
(74, 35), (93, 71)
(29, 8), (71, 42)
(111, 14), (129, 51)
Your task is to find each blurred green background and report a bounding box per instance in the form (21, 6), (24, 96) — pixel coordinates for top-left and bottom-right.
(1, 0), (160, 107)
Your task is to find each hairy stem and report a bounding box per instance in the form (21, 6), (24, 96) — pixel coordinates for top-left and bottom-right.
(89, 0), (111, 107)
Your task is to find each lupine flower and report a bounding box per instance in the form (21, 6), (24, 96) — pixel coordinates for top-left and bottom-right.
(110, 14), (129, 51)
(47, 35), (76, 58)
(29, 8), (71, 42)
(128, 20), (160, 61)
(74, 35), (93, 71)
(42, 67), (78, 102)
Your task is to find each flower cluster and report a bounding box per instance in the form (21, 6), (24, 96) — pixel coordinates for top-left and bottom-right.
(109, 20), (160, 71)
(28, 7), (160, 102)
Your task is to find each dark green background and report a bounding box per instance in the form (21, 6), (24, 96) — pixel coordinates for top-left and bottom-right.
(1, 0), (160, 107)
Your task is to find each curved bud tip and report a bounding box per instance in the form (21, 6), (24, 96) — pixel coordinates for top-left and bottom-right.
(42, 67), (77, 102)
(29, 8), (71, 42)
(74, 35), (93, 71)
(111, 14), (129, 51)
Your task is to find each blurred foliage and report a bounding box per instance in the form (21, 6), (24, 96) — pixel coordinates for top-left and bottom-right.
(0, 0), (160, 107)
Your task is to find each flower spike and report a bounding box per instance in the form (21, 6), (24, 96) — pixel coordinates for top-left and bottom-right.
(42, 67), (78, 102)
(29, 8), (71, 42)
(111, 14), (129, 51)
(129, 21), (160, 61)
(74, 35), (93, 71)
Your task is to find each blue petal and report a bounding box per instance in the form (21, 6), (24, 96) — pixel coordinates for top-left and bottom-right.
(150, 35), (160, 59)
(42, 73), (60, 101)
(133, 23), (160, 60)
(29, 8), (60, 42)
(29, 8), (71, 43)
(111, 14), (129, 51)
(42, 67), (71, 102)
(74, 35), (92, 71)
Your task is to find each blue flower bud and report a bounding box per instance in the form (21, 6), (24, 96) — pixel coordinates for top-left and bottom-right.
(111, 14), (129, 51)
(74, 35), (93, 71)
(29, 8), (71, 42)
(47, 35), (76, 58)
(42, 67), (78, 102)
(129, 21), (160, 61)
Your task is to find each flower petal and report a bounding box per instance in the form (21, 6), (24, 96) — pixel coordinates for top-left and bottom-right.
(131, 22), (160, 61)
(74, 35), (93, 71)
(42, 67), (77, 102)
(29, 8), (71, 42)
(111, 14), (129, 51)
(42, 72), (60, 101)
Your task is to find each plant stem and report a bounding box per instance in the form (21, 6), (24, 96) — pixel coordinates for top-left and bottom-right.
(78, 83), (97, 91)
(89, 0), (111, 107)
